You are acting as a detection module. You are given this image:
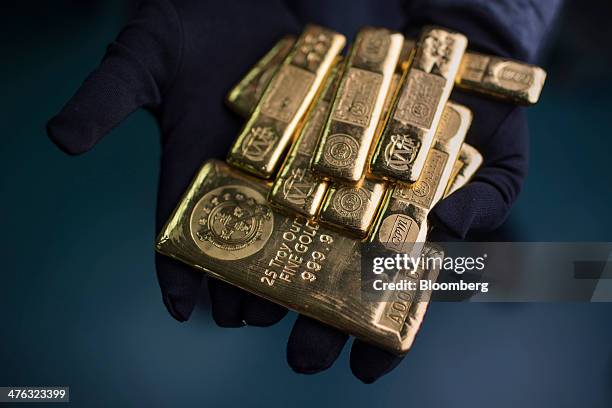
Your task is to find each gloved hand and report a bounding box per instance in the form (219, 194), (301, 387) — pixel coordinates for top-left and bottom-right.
(47, 0), (530, 384)
(284, 13), (530, 383)
(46, 0), (301, 327)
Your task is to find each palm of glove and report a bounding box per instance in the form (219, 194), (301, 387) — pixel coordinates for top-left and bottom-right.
(46, 0), (528, 383)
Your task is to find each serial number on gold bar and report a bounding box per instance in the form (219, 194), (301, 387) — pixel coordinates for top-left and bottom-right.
(227, 25), (345, 179)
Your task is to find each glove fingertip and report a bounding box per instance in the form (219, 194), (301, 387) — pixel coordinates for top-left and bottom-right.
(46, 115), (97, 156)
(287, 316), (348, 374)
(350, 340), (403, 384)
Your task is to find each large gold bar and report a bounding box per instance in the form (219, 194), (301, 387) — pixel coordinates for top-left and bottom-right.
(371, 27), (467, 184)
(372, 102), (471, 256)
(312, 27), (404, 182)
(227, 26), (345, 179)
(319, 178), (387, 238)
(444, 143), (483, 197)
(226, 36), (295, 117)
(456, 52), (546, 105)
(156, 159), (441, 354)
(268, 61), (343, 217)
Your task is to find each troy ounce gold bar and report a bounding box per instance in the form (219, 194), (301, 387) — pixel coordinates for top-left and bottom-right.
(312, 27), (404, 182)
(371, 27), (467, 184)
(444, 143), (483, 197)
(372, 102), (471, 256)
(269, 60), (343, 217)
(227, 25), (345, 179)
(156, 159), (441, 354)
(226, 35), (296, 117)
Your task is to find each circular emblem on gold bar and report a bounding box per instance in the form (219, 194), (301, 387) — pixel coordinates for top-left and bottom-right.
(333, 187), (369, 217)
(190, 185), (273, 260)
(324, 133), (359, 168)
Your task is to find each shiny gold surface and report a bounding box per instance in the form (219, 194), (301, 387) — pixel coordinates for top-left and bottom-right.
(312, 27), (404, 182)
(154, 24), (547, 357)
(268, 61), (343, 217)
(319, 178), (387, 238)
(456, 52), (546, 105)
(371, 27), (467, 183)
(444, 143), (483, 197)
(226, 37), (546, 117)
(226, 36), (295, 117)
(227, 26), (345, 178)
(371, 102), (472, 256)
(156, 159), (442, 354)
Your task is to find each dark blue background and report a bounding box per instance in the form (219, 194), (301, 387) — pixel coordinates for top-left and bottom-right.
(1, 1), (612, 406)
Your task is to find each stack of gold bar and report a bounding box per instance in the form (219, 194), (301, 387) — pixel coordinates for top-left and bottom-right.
(156, 25), (546, 354)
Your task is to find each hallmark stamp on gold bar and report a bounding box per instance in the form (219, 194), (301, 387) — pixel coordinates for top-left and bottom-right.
(371, 27), (467, 183)
(371, 102), (472, 255)
(269, 61), (343, 217)
(312, 27), (404, 182)
(157, 159), (441, 354)
(227, 25), (345, 179)
(319, 178), (387, 237)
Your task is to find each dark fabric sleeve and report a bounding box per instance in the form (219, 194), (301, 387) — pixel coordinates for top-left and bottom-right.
(402, 0), (563, 61)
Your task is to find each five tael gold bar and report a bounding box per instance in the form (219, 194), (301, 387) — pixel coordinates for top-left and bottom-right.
(312, 27), (404, 182)
(227, 25), (345, 178)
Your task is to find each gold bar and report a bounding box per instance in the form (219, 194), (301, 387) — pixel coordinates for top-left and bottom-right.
(371, 102), (472, 256)
(444, 143), (483, 197)
(456, 52), (546, 105)
(226, 36), (295, 117)
(156, 159), (442, 354)
(318, 178), (387, 238)
(269, 60), (343, 217)
(227, 25), (345, 179)
(316, 44), (405, 237)
(312, 27), (404, 182)
(226, 37), (545, 117)
(371, 27), (467, 183)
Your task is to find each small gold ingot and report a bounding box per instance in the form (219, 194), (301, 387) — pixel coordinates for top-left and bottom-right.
(371, 27), (467, 184)
(269, 61), (343, 217)
(444, 143), (483, 197)
(371, 102), (472, 256)
(456, 53), (546, 105)
(227, 25), (345, 178)
(312, 27), (404, 182)
(156, 159), (442, 354)
(226, 37), (546, 117)
(226, 36), (295, 117)
(319, 178), (387, 238)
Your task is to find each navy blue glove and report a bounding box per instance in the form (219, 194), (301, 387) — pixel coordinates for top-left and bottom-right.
(47, 0), (300, 327)
(47, 0), (537, 384)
